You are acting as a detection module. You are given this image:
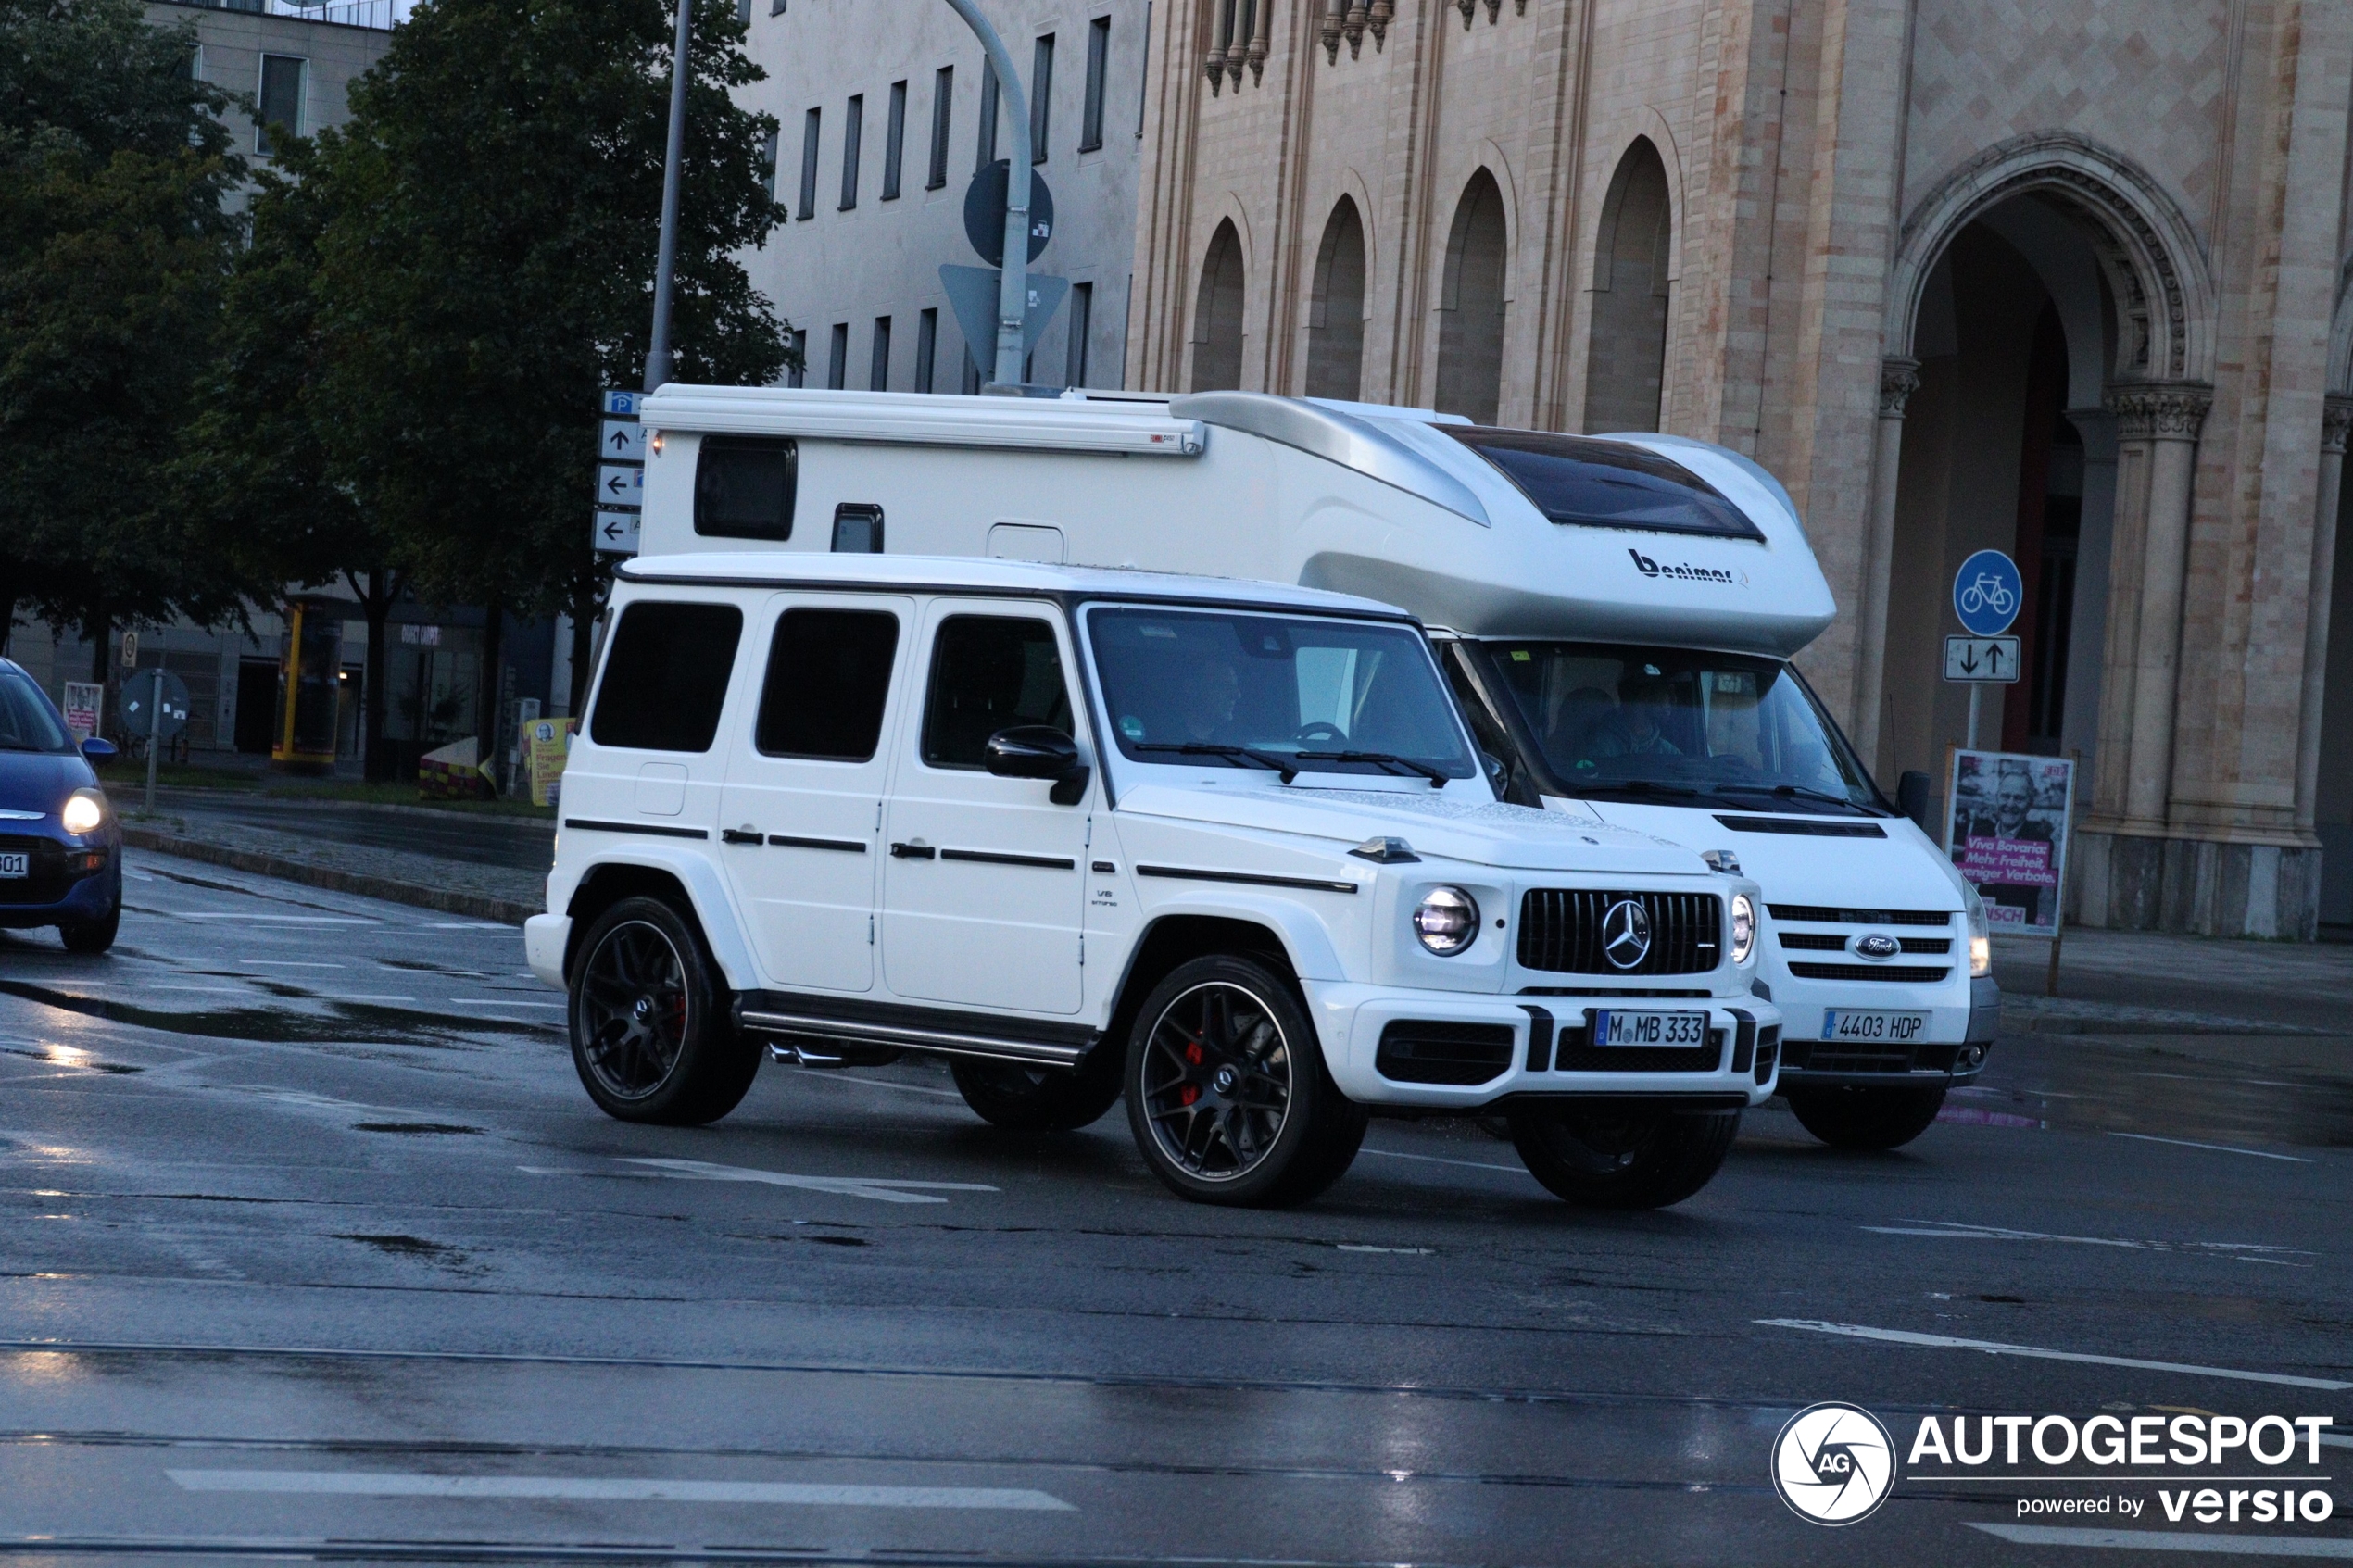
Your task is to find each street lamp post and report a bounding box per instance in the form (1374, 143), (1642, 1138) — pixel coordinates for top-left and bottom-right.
(643, 0), (695, 393)
(941, 0), (1032, 390)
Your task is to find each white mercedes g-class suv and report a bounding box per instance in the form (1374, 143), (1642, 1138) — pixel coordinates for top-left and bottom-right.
(526, 555), (1782, 1210)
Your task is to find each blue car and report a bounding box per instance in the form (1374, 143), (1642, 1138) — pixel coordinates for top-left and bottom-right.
(0, 658), (123, 953)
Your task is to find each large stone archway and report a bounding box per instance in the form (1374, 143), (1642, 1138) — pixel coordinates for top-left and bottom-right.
(1854, 133), (2256, 933)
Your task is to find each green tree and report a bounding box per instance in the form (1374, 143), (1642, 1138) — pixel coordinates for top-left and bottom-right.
(0, 0), (247, 681)
(299, 0), (792, 751)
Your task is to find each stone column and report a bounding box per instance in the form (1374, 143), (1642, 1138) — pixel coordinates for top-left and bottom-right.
(2295, 395), (2353, 832)
(2109, 382), (2212, 833)
(1849, 357), (1919, 771)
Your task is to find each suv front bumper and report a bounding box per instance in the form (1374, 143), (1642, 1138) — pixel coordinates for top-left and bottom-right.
(1302, 982), (1781, 1110)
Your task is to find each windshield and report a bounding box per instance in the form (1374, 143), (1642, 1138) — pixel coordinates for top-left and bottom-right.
(0, 671), (71, 753)
(1088, 608), (1476, 783)
(1483, 642), (1883, 813)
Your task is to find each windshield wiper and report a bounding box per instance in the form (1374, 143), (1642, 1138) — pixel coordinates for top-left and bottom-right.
(1710, 782), (1877, 813)
(1134, 741), (1299, 784)
(1294, 749), (1452, 788)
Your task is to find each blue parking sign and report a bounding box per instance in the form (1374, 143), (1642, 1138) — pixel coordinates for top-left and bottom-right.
(1952, 549), (2023, 637)
(601, 388), (641, 418)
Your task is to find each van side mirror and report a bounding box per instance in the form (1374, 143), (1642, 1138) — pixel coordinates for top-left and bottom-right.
(80, 737), (118, 762)
(1897, 770), (1931, 832)
(985, 725), (1091, 806)
(1479, 750), (1508, 795)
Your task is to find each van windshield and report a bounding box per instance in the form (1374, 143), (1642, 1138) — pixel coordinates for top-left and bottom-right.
(1089, 608), (1476, 783)
(1483, 642), (1884, 814)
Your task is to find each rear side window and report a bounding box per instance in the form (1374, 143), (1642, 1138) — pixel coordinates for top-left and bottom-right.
(694, 435), (797, 540)
(755, 608), (900, 760)
(590, 601), (744, 752)
(920, 616), (1073, 768)
(1441, 427), (1764, 541)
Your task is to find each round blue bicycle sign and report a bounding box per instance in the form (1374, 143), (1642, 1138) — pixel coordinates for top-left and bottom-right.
(1953, 549), (2023, 637)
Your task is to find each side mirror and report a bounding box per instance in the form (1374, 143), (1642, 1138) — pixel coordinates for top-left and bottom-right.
(984, 725), (1091, 806)
(1479, 750), (1508, 795)
(81, 737), (118, 762)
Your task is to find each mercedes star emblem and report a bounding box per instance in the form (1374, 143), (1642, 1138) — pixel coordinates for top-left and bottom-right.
(1602, 898), (1653, 970)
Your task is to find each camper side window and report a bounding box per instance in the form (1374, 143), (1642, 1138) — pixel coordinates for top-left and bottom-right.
(694, 436), (798, 541)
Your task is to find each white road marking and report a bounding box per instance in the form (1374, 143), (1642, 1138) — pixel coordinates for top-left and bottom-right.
(424, 922), (514, 931)
(166, 1470), (1071, 1510)
(615, 1158), (998, 1205)
(1358, 1147), (1528, 1174)
(1968, 1524), (2353, 1557)
(240, 960), (346, 970)
(1757, 1319), (2353, 1392)
(171, 913), (378, 925)
(323, 995), (418, 1005)
(1336, 1244), (1433, 1255)
(790, 1072), (966, 1099)
(1862, 1220), (2314, 1258)
(2323, 1434), (2353, 1451)
(2110, 1132), (2313, 1164)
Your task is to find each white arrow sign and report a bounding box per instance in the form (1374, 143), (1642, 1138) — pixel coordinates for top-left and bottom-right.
(597, 463), (643, 508)
(594, 508), (641, 555)
(601, 420), (646, 461)
(1944, 634), (2021, 683)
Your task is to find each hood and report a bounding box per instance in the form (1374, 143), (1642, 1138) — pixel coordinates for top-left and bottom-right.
(1574, 799), (1968, 910)
(0, 752), (89, 817)
(1117, 782), (1713, 877)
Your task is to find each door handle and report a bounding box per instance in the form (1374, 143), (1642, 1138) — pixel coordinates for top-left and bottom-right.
(889, 840), (936, 859)
(721, 827), (762, 845)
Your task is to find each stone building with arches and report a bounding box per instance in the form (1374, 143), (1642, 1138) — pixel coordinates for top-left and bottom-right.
(1125, 0), (2353, 939)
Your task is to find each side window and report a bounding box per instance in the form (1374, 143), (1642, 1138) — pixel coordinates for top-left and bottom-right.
(920, 616), (1074, 768)
(831, 503), (884, 553)
(590, 601), (744, 752)
(694, 435), (796, 540)
(755, 608), (900, 760)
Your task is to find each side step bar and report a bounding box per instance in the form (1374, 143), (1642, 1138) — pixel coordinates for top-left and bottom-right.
(737, 1009), (1089, 1070)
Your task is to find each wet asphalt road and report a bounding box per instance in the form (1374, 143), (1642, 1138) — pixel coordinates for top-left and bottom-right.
(154, 791), (557, 872)
(0, 849), (2346, 1565)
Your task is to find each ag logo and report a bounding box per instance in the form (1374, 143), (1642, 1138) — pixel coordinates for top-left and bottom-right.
(1771, 1402), (1896, 1524)
(1601, 898), (1652, 970)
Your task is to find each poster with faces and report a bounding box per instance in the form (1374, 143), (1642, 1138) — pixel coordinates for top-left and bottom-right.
(1945, 749), (2074, 937)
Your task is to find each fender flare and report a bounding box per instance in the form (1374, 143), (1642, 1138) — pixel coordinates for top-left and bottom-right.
(568, 845), (761, 992)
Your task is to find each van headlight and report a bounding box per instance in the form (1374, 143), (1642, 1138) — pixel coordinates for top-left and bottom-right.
(1412, 886), (1479, 956)
(1965, 884), (1992, 977)
(60, 789), (107, 835)
(1730, 894), (1755, 965)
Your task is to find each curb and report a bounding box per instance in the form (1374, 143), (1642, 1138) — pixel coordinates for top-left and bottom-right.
(120, 826), (536, 927)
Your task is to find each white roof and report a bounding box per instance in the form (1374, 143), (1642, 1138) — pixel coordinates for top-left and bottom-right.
(616, 552), (1421, 620)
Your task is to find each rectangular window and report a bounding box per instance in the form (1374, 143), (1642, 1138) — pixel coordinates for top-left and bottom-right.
(976, 59), (998, 169)
(761, 128), (779, 200)
(590, 602), (744, 754)
(921, 617), (1073, 768)
(1029, 34), (1053, 162)
(826, 321), (849, 389)
(830, 503), (884, 554)
(256, 54), (305, 156)
(755, 608), (899, 760)
(694, 436), (797, 540)
(734, 0), (749, 23)
(786, 327), (808, 388)
(1080, 16), (1109, 151)
(869, 315), (891, 390)
(797, 107), (821, 220)
(926, 66), (952, 189)
(1066, 282), (1092, 387)
(881, 80), (906, 200)
(769, 0), (785, 14)
(839, 93), (862, 209)
(914, 308), (938, 393)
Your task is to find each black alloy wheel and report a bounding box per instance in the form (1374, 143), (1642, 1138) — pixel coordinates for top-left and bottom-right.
(1506, 1102), (1741, 1209)
(1785, 1083), (1948, 1150)
(1125, 954), (1365, 1207)
(568, 896), (757, 1125)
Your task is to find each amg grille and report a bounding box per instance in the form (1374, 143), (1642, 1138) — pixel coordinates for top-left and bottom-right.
(1786, 962), (1952, 984)
(1516, 890), (1720, 975)
(1769, 904), (1954, 926)
(1553, 1024), (1728, 1073)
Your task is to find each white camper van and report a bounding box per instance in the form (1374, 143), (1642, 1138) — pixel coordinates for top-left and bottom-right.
(632, 386), (1999, 1149)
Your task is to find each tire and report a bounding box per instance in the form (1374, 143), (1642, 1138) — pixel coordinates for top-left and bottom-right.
(1506, 1103), (1740, 1210)
(58, 902), (120, 955)
(1123, 954), (1367, 1208)
(1786, 1083), (1947, 1150)
(568, 896), (758, 1125)
(951, 1049), (1125, 1132)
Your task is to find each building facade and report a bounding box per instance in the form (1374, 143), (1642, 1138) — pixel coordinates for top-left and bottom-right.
(737, 0), (1150, 393)
(1126, 0), (2353, 937)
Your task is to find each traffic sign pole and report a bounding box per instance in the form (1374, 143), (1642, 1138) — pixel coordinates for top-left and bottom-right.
(941, 0), (1032, 388)
(643, 0), (692, 392)
(145, 667), (163, 813)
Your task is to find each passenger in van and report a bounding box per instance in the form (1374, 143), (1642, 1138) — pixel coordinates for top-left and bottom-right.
(1576, 672), (1685, 762)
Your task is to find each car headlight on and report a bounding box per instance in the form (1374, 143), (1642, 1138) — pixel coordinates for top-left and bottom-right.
(1730, 893), (1755, 965)
(60, 789), (107, 835)
(1412, 886), (1479, 956)
(1965, 884), (1992, 977)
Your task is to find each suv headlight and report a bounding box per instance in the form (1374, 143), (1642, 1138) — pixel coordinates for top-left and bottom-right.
(1730, 893), (1755, 965)
(60, 789), (107, 835)
(1412, 886), (1479, 956)
(1965, 884), (1992, 976)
